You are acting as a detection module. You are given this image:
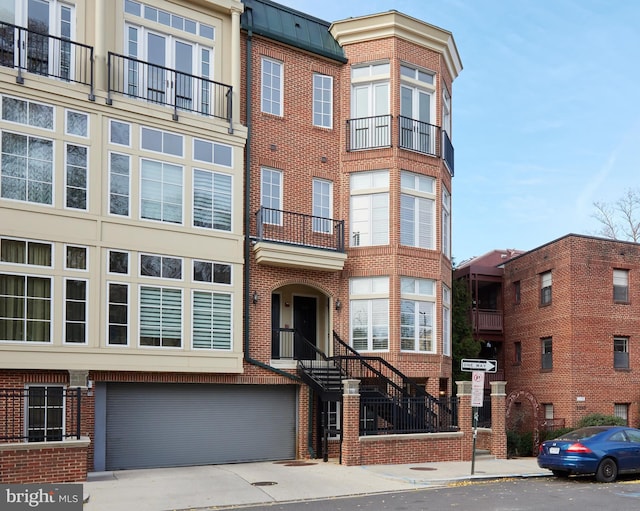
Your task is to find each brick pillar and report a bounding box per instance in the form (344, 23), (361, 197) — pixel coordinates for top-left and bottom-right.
(490, 381), (507, 459)
(456, 380), (473, 461)
(341, 379), (361, 466)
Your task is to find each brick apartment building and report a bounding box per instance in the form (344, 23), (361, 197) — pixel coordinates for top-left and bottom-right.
(456, 234), (640, 436)
(0, 0), (463, 483)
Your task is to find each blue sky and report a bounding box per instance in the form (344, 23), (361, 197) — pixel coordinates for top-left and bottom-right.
(277, 0), (640, 262)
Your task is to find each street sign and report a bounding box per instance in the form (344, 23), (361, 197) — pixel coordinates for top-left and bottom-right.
(471, 371), (484, 407)
(461, 358), (497, 373)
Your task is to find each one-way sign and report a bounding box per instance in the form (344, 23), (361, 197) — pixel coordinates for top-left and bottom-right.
(461, 359), (497, 373)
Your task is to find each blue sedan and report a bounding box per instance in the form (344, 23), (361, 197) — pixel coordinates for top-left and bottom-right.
(538, 426), (640, 482)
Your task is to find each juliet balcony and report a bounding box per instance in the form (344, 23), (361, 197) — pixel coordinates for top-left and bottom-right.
(107, 52), (232, 128)
(346, 114), (454, 175)
(253, 207), (347, 271)
(0, 20), (94, 99)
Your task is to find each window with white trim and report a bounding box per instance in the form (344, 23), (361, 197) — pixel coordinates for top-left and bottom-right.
(140, 254), (182, 279)
(400, 64), (435, 154)
(108, 250), (129, 275)
(0, 274), (52, 342)
(1, 131), (54, 205)
(109, 120), (131, 146)
(65, 110), (88, 138)
(1, 96), (54, 130)
(193, 260), (231, 285)
(193, 138), (232, 167)
(260, 167), (282, 225)
(26, 385), (64, 442)
(108, 282), (129, 346)
(0, 238), (52, 266)
(540, 271), (552, 305)
(400, 171), (435, 249)
(313, 73), (333, 128)
(350, 171), (389, 247)
(614, 336), (629, 369)
(140, 158), (183, 224)
(327, 401), (340, 438)
(614, 269), (629, 303)
(350, 62), (390, 150)
(64, 278), (87, 344)
(109, 152), (130, 216)
(442, 187), (451, 258)
(65, 245), (86, 270)
(65, 143), (88, 210)
(192, 290), (231, 350)
(350, 277), (389, 352)
(442, 284), (451, 356)
(141, 127), (183, 157)
(139, 286), (182, 347)
(125, 1), (215, 40)
(400, 277), (436, 352)
(312, 178), (333, 233)
(193, 169), (232, 231)
(261, 57), (283, 116)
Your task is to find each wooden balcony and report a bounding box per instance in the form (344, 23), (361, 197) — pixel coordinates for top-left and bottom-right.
(471, 309), (503, 333)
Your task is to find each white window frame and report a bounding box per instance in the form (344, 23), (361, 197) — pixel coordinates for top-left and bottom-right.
(400, 277), (436, 353)
(400, 171), (435, 249)
(107, 250), (129, 276)
(0, 272), (53, 343)
(1, 95), (54, 131)
(139, 253), (183, 280)
(63, 277), (88, 345)
(442, 284), (451, 356)
(139, 285), (183, 348)
(313, 73), (333, 128)
(192, 290), (232, 350)
(108, 152), (131, 217)
(25, 384), (65, 442)
(64, 244), (87, 271)
(541, 271), (552, 305)
(0, 237), (53, 267)
(139, 158), (184, 225)
(350, 170), (389, 247)
(109, 120), (131, 147)
(107, 281), (129, 347)
(442, 187), (451, 259)
(614, 269), (629, 302)
(64, 109), (89, 138)
(350, 277), (389, 352)
(312, 178), (333, 233)
(261, 57), (283, 116)
(64, 142), (88, 211)
(260, 167), (282, 225)
(192, 259), (232, 285)
(192, 168), (232, 232)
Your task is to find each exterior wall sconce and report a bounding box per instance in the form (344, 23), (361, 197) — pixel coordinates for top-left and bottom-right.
(252, 291), (259, 304)
(335, 299), (341, 311)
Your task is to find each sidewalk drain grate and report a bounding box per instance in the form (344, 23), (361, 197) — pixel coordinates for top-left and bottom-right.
(251, 481), (278, 486)
(410, 467), (437, 471)
(282, 462), (318, 467)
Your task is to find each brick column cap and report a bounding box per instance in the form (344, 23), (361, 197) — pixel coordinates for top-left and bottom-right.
(490, 381), (507, 396)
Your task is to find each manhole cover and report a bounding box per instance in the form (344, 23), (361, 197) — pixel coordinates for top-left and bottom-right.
(251, 481), (278, 486)
(410, 467), (437, 471)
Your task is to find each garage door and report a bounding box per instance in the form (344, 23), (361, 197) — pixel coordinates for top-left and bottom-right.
(105, 383), (296, 470)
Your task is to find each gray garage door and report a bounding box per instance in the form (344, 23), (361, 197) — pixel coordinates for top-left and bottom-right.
(105, 383), (296, 470)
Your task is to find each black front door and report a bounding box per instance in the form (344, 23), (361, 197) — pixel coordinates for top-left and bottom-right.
(294, 296), (317, 359)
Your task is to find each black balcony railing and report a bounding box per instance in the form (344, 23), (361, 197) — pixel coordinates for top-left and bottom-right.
(443, 130), (454, 176)
(107, 52), (232, 125)
(398, 115), (439, 156)
(0, 21), (94, 98)
(346, 114), (392, 151)
(256, 207), (345, 252)
(0, 387), (82, 443)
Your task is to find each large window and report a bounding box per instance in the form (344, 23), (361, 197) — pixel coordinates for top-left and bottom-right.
(260, 167), (282, 225)
(613, 269), (629, 303)
(350, 62), (390, 149)
(193, 169), (231, 231)
(400, 171), (435, 249)
(26, 385), (63, 442)
(0, 274), (51, 342)
(312, 178), (332, 233)
(442, 188), (451, 259)
(350, 277), (389, 352)
(614, 336), (629, 369)
(313, 74), (332, 128)
(65, 143), (88, 210)
(261, 57), (283, 116)
(1, 131), (53, 205)
(400, 277), (435, 352)
(139, 286), (182, 347)
(108, 152), (130, 216)
(64, 278), (87, 344)
(399, 64), (435, 154)
(540, 271), (552, 305)
(192, 291), (231, 350)
(108, 283), (129, 346)
(140, 159), (183, 224)
(442, 284), (451, 356)
(350, 171), (389, 247)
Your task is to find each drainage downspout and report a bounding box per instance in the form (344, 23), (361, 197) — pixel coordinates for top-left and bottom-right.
(243, 7), (298, 383)
(307, 388), (317, 459)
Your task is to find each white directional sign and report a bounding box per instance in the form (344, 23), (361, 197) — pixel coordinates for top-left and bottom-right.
(461, 359), (497, 373)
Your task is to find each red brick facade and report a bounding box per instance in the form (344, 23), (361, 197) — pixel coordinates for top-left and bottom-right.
(503, 234), (640, 429)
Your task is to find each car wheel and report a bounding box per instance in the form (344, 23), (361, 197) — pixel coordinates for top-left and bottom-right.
(551, 470), (569, 478)
(596, 458), (618, 483)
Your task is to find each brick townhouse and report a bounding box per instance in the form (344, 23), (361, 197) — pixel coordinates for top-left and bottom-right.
(0, 0), (463, 483)
(456, 234), (640, 437)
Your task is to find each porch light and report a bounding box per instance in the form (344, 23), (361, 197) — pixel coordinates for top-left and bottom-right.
(335, 299), (342, 311)
(252, 291), (259, 304)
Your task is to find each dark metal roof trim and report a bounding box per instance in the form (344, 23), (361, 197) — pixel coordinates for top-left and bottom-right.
(241, 0), (347, 63)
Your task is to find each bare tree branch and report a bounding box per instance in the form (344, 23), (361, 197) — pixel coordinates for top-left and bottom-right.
(592, 188), (640, 242)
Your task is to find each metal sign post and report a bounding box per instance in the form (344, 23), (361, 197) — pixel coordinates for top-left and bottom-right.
(470, 371), (484, 475)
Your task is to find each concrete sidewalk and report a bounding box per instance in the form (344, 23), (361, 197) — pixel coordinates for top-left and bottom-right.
(83, 456), (550, 511)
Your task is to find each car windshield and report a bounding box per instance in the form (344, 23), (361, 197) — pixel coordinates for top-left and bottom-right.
(553, 426), (612, 441)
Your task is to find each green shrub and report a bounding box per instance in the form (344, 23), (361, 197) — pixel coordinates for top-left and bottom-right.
(576, 413), (626, 427)
(507, 430), (534, 457)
